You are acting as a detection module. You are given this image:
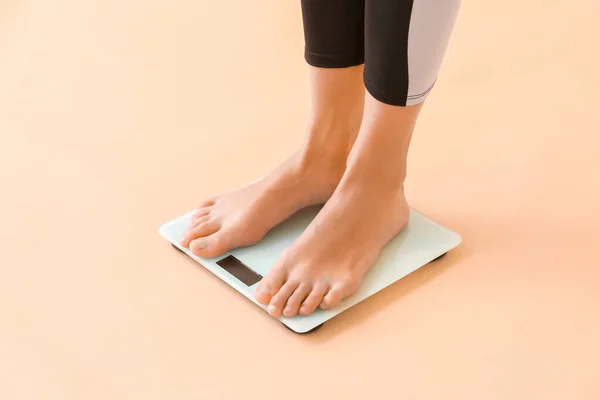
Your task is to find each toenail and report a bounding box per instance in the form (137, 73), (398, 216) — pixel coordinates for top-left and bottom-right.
(179, 236), (186, 244)
(267, 305), (278, 315)
(258, 285), (271, 295)
(300, 306), (307, 313)
(191, 239), (207, 250)
(284, 306), (292, 314)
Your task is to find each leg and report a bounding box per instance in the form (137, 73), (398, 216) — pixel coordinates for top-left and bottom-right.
(255, 0), (461, 317)
(179, 1), (366, 258)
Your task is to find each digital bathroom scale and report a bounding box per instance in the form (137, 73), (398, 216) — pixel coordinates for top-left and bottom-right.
(159, 205), (461, 334)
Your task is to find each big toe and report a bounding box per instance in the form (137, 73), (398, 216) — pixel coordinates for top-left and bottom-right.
(189, 228), (235, 258)
(266, 280), (299, 317)
(254, 263), (288, 306)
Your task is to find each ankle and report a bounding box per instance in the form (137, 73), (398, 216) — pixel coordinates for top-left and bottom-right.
(342, 151), (407, 194)
(295, 141), (347, 186)
(298, 120), (360, 176)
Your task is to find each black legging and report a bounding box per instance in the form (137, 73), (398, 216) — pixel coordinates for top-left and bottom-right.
(301, 0), (460, 106)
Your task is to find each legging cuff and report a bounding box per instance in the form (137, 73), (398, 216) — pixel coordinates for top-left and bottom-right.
(364, 76), (436, 107)
(304, 50), (364, 69)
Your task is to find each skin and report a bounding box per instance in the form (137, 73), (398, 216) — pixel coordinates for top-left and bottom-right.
(180, 65), (422, 317)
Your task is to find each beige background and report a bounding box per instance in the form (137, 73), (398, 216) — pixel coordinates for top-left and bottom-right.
(1, 1), (599, 399)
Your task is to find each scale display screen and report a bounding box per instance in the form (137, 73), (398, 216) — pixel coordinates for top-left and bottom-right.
(216, 255), (262, 286)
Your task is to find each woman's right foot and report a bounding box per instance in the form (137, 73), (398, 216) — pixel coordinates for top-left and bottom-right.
(179, 142), (347, 258)
(180, 65), (365, 258)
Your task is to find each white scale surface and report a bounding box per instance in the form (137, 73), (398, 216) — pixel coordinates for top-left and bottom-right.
(159, 205), (461, 333)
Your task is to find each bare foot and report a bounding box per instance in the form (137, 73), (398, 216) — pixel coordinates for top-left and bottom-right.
(254, 172), (409, 317)
(179, 146), (346, 258)
(180, 65), (365, 258)
(254, 94), (422, 317)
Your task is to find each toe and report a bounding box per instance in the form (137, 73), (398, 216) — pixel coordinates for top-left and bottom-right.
(299, 284), (328, 316)
(320, 285), (345, 310)
(190, 215), (210, 230)
(180, 218), (219, 247)
(188, 228), (234, 258)
(283, 283), (311, 317)
(192, 207), (212, 220)
(255, 263), (288, 305)
(197, 199), (216, 209)
(267, 280), (299, 317)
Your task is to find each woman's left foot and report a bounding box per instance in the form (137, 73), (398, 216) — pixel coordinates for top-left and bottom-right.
(254, 161), (410, 317)
(255, 171), (409, 317)
(254, 95), (421, 317)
